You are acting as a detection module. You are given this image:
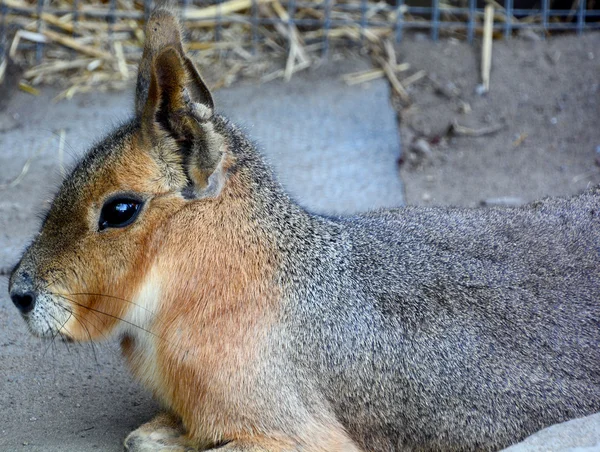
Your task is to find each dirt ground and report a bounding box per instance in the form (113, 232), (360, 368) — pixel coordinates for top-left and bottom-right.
(394, 32), (600, 207)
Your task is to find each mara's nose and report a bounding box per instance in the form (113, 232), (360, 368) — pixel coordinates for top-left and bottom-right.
(10, 290), (36, 314)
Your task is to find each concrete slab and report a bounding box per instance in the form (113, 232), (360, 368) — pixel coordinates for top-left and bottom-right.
(503, 412), (600, 452)
(215, 59), (405, 215)
(0, 59), (403, 451)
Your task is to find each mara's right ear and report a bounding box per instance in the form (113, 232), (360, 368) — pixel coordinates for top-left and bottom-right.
(135, 8), (224, 198)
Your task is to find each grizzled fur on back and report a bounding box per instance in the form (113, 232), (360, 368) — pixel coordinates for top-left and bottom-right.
(8, 5), (600, 452)
(275, 190), (600, 450)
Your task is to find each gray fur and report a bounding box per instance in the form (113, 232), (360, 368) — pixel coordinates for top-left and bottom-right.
(216, 116), (600, 451)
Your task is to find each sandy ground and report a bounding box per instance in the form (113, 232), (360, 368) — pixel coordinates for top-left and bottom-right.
(395, 32), (600, 206)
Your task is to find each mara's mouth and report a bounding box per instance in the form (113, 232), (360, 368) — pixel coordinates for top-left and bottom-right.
(24, 317), (68, 339)
(18, 294), (78, 340)
(19, 292), (130, 343)
(23, 314), (72, 339)
(14, 288), (150, 343)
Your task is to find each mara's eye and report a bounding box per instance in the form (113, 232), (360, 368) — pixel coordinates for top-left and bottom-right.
(99, 198), (142, 231)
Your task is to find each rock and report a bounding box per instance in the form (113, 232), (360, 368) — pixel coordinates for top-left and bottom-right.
(481, 197), (524, 207)
(519, 29), (543, 42)
(502, 412), (600, 451)
(412, 138), (433, 158)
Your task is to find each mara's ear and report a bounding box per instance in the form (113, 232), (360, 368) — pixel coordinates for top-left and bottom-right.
(136, 9), (223, 197)
(134, 8), (213, 116)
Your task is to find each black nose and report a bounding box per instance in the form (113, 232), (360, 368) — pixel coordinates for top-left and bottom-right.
(10, 291), (36, 314)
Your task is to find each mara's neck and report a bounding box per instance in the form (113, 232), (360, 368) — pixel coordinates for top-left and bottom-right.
(221, 119), (346, 269)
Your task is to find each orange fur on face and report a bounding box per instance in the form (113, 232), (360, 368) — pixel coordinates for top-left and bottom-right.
(33, 132), (175, 338)
(47, 138), (282, 442)
(117, 163), (285, 446)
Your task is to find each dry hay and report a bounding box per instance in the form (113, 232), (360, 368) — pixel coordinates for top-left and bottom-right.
(3, 0), (415, 99)
(2, 0), (564, 100)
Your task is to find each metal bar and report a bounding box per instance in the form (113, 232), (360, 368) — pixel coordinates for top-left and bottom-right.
(504, 0), (513, 38)
(144, 0), (152, 23)
(0, 0), (7, 59)
(182, 0), (190, 22)
(73, 0), (79, 33)
(577, 0), (586, 35)
(395, 0), (404, 42)
(431, 0), (440, 40)
(360, 0), (367, 44)
(467, 0), (476, 43)
(288, 0), (297, 53)
(35, 0), (44, 63)
(288, 0), (298, 26)
(216, 0), (223, 42)
(541, 0), (549, 34)
(322, 0), (332, 57)
(70, 0), (79, 59)
(109, 0), (116, 44)
(251, 0), (259, 54)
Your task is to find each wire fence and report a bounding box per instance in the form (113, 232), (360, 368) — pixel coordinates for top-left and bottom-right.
(1, 0), (599, 94)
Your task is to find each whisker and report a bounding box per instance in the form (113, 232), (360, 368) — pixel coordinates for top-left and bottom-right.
(38, 281), (146, 311)
(50, 323), (58, 383)
(49, 299), (128, 365)
(62, 304), (120, 363)
(54, 294), (169, 345)
(40, 282), (158, 317)
(38, 291), (201, 361)
(57, 299), (107, 340)
(43, 308), (75, 359)
(48, 309), (73, 355)
(65, 308), (99, 365)
(64, 292), (157, 315)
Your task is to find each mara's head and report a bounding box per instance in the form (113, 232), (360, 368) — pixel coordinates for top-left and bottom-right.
(8, 9), (239, 341)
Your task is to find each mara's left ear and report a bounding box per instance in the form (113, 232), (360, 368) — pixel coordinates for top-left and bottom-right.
(135, 8), (213, 115)
(136, 8), (224, 197)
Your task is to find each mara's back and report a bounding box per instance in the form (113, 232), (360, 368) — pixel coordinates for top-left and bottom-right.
(285, 189), (600, 451)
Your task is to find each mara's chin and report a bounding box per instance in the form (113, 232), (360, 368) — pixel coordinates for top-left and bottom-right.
(24, 317), (67, 339)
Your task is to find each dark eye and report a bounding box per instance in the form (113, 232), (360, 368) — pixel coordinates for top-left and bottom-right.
(99, 198), (142, 231)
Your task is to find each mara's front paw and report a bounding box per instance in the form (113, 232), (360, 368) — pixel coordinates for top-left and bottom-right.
(124, 413), (198, 452)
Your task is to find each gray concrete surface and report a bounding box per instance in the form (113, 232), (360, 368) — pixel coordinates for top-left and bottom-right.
(0, 59), (403, 451)
(217, 60), (405, 215)
(504, 412), (600, 452)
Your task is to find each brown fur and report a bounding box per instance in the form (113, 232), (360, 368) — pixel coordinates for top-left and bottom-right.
(56, 139), (180, 341)
(131, 175), (282, 444)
